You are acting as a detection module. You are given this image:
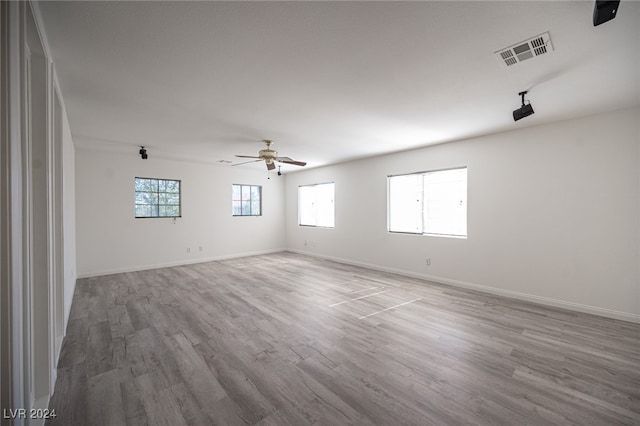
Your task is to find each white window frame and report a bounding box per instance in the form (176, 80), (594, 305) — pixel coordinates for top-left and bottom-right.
(298, 182), (335, 228)
(232, 184), (262, 217)
(388, 167), (467, 238)
(135, 177), (182, 218)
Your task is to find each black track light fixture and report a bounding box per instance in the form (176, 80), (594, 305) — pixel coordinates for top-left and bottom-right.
(139, 146), (148, 160)
(513, 91), (534, 122)
(593, 1), (620, 26)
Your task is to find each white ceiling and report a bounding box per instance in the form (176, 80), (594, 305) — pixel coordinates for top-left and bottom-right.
(38, 1), (640, 171)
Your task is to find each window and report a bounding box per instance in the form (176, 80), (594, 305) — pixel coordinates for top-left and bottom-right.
(299, 182), (335, 227)
(135, 177), (181, 218)
(232, 184), (261, 216)
(388, 167), (467, 237)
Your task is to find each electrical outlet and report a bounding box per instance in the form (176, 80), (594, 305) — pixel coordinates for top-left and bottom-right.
(425, 258), (431, 266)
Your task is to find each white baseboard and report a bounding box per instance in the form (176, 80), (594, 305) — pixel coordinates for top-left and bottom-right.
(77, 248), (287, 278)
(287, 249), (640, 324)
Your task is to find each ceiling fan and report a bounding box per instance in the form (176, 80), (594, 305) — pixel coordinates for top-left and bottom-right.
(233, 140), (307, 171)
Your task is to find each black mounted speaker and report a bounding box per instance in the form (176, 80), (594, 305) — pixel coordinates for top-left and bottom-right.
(593, 1), (620, 26)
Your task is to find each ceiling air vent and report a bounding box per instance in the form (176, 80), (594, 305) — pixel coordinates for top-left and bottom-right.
(495, 32), (553, 67)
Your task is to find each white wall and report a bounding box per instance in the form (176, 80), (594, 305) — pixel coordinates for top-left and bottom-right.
(285, 107), (640, 322)
(75, 150), (286, 277)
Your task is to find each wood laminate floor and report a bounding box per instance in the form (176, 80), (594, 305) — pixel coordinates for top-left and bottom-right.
(48, 252), (640, 425)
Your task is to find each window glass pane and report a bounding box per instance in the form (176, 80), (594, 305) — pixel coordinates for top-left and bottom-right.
(150, 179), (159, 192)
(134, 178), (146, 191)
(388, 174), (422, 233)
(136, 205), (150, 217)
(251, 186), (260, 201)
(242, 186), (251, 201)
(142, 205), (149, 217)
(232, 200), (242, 216)
(166, 193), (180, 205)
(242, 200), (251, 214)
(147, 192), (158, 205)
(135, 192), (146, 204)
(299, 185), (316, 226)
(424, 168), (467, 236)
(316, 183), (334, 227)
(251, 200), (260, 215)
(232, 185), (241, 200)
(158, 180), (166, 192)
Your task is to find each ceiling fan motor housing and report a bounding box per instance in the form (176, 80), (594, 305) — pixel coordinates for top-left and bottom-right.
(259, 148), (278, 160)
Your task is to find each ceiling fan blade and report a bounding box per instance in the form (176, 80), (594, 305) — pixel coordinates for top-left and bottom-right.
(266, 161), (276, 171)
(232, 159), (262, 166)
(278, 159), (307, 167)
(235, 155), (262, 159)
